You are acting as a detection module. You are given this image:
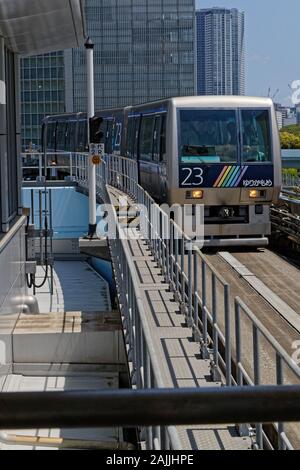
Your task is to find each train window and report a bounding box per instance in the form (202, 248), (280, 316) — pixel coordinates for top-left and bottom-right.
(46, 123), (53, 150)
(78, 120), (87, 152)
(106, 120), (114, 154)
(152, 114), (167, 163)
(68, 121), (77, 152)
(160, 115), (167, 162)
(241, 110), (272, 163)
(133, 117), (140, 159)
(179, 110), (238, 164)
(153, 117), (161, 163)
(139, 116), (155, 161)
(57, 121), (67, 151)
(99, 119), (107, 145)
(126, 117), (135, 158)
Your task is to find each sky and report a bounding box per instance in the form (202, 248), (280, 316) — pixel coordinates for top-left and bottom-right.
(196, 0), (300, 106)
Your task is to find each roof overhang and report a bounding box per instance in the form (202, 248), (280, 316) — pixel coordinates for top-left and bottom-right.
(0, 0), (85, 56)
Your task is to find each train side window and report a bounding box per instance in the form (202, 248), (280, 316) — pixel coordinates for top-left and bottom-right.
(78, 120), (87, 152)
(59, 123), (66, 150)
(133, 117), (140, 159)
(69, 122), (76, 152)
(100, 119), (107, 145)
(160, 114), (167, 162)
(153, 116), (162, 163)
(106, 120), (114, 154)
(126, 118), (135, 158)
(139, 116), (155, 161)
(66, 123), (70, 152)
(51, 123), (56, 150)
(47, 123), (53, 150)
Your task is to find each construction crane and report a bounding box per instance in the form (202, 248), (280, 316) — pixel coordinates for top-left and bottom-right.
(272, 88), (279, 101)
(267, 87), (279, 101)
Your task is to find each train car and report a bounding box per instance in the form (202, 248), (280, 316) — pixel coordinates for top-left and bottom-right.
(43, 107), (127, 157)
(43, 96), (281, 247)
(125, 96), (281, 247)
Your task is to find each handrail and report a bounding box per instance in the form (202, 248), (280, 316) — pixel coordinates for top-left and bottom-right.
(0, 386), (300, 430)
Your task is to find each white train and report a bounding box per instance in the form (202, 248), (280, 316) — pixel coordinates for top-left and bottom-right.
(43, 96), (282, 247)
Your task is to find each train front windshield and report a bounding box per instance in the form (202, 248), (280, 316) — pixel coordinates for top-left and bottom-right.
(179, 109), (272, 164)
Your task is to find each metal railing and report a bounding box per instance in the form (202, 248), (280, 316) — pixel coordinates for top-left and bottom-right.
(282, 173), (300, 188)
(102, 154), (300, 450)
(20, 151), (300, 449)
(1, 386), (300, 430)
(21, 152), (74, 181)
(235, 298), (300, 449)
(76, 155), (181, 450)
(111, 213), (181, 450)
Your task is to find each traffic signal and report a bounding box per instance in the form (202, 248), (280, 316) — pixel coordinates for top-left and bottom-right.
(89, 116), (104, 144)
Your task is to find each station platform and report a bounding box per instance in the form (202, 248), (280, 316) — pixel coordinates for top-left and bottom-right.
(0, 259), (129, 450)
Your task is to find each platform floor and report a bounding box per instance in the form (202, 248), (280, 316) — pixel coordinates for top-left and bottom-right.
(108, 186), (251, 450)
(0, 371), (121, 450)
(125, 237), (251, 450)
(31, 261), (111, 313)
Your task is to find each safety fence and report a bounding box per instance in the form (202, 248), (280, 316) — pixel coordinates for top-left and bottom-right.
(282, 173), (300, 189)
(103, 154), (300, 450)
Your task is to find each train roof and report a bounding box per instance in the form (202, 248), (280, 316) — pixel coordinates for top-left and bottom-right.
(43, 96), (274, 123)
(130, 96), (274, 111)
(171, 96), (274, 108)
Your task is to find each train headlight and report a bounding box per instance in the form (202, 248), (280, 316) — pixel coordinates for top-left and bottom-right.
(249, 190), (259, 199)
(191, 190), (204, 199)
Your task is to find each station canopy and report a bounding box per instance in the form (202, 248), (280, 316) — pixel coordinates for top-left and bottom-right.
(0, 0), (85, 55)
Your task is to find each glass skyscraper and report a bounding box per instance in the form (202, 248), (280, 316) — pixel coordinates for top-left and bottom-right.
(20, 52), (66, 150)
(196, 8), (245, 96)
(70, 0), (195, 111)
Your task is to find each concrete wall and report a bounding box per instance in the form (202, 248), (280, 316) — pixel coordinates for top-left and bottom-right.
(0, 218), (27, 384)
(0, 218), (27, 315)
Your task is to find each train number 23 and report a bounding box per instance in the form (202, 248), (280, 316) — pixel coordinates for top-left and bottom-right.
(181, 167), (204, 186)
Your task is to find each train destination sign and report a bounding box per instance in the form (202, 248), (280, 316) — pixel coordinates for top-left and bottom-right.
(179, 164), (274, 189)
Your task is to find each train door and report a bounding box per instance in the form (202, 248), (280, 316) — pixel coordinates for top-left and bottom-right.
(139, 114), (156, 194)
(152, 115), (163, 200)
(153, 114), (167, 202)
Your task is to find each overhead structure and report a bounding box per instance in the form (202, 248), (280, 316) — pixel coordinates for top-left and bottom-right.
(0, 0), (86, 55)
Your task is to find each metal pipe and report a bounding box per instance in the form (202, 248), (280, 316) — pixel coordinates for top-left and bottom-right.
(39, 189), (43, 264)
(85, 37), (97, 236)
(0, 386), (300, 430)
(0, 431), (135, 450)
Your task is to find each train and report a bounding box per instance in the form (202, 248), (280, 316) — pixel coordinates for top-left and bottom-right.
(43, 96), (282, 247)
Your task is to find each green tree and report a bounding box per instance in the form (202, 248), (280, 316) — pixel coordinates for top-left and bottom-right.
(280, 131), (300, 149)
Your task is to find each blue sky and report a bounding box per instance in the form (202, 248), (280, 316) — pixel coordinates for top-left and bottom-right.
(196, 1), (300, 105)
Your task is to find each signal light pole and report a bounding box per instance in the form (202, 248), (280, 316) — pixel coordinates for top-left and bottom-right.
(85, 37), (97, 239)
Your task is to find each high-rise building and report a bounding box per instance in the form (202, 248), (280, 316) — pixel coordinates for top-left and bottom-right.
(70, 0), (195, 111)
(20, 52), (66, 150)
(196, 8), (245, 96)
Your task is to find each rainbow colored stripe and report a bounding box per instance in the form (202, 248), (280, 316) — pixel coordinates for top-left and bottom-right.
(213, 166), (249, 188)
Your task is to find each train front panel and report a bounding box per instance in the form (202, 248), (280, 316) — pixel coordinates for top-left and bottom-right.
(167, 97), (281, 246)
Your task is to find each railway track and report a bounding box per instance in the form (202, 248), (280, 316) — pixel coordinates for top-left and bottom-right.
(198, 248), (300, 448)
(271, 190), (300, 249)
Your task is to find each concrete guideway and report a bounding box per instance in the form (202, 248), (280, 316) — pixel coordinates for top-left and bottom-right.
(108, 186), (251, 450)
(219, 251), (300, 334)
